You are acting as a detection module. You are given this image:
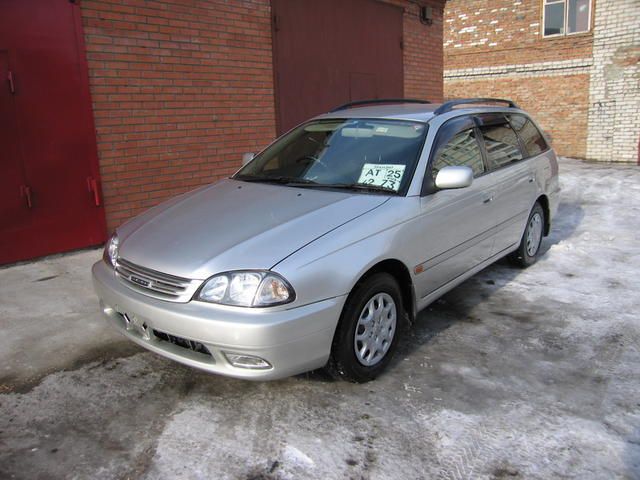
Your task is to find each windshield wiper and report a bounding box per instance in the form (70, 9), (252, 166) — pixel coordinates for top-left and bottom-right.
(234, 175), (317, 185)
(235, 176), (397, 194)
(320, 183), (398, 194)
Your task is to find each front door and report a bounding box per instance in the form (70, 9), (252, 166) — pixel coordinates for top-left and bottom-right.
(410, 119), (495, 299)
(0, 0), (106, 264)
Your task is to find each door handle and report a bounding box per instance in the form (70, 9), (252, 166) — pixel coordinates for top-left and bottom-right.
(483, 196), (494, 204)
(528, 177), (535, 183)
(20, 185), (32, 208)
(86, 177), (101, 206)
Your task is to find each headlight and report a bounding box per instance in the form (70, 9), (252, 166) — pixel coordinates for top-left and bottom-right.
(103, 233), (119, 268)
(197, 271), (294, 307)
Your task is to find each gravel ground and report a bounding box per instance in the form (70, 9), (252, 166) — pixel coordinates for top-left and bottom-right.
(1, 158), (639, 480)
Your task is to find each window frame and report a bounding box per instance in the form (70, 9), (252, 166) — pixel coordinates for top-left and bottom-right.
(506, 114), (551, 159)
(421, 115), (488, 196)
(542, 0), (592, 38)
(474, 113), (528, 173)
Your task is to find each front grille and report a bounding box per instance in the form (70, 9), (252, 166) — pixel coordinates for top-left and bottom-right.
(153, 329), (212, 357)
(115, 258), (200, 302)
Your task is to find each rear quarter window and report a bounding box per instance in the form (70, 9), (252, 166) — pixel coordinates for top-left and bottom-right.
(508, 114), (549, 157)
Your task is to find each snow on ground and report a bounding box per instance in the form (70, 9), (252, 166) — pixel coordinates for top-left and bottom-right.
(0, 158), (639, 479)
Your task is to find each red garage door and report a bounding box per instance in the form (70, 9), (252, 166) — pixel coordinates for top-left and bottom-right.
(0, 0), (106, 265)
(272, 0), (404, 133)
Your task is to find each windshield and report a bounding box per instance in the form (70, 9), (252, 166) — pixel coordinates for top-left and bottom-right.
(234, 119), (428, 195)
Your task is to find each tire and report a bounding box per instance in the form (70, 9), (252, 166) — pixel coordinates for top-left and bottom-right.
(327, 273), (406, 383)
(509, 202), (545, 268)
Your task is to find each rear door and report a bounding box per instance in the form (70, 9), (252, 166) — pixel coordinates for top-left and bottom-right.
(475, 113), (536, 255)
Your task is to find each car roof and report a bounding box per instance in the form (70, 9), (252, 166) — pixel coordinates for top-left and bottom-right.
(314, 99), (525, 123)
(316, 103), (439, 122)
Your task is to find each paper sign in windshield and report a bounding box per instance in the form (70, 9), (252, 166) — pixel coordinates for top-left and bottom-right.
(357, 164), (406, 191)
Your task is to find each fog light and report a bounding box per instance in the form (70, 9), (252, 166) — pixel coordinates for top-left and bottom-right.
(102, 303), (115, 316)
(224, 352), (272, 370)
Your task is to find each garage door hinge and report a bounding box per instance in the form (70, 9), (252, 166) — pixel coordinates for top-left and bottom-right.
(86, 177), (101, 206)
(20, 185), (32, 209)
(400, 38), (404, 50)
(273, 15), (280, 32)
(7, 71), (15, 94)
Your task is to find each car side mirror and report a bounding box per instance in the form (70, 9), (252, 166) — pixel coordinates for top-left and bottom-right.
(434, 166), (473, 190)
(242, 152), (255, 166)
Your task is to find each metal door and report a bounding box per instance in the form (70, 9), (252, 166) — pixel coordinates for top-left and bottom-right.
(272, 0), (404, 133)
(413, 174), (496, 300)
(474, 114), (536, 256)
(0, 0), (106, 264)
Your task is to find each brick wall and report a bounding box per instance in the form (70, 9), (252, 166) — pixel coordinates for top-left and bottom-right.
(444, 0), (593, 68)
(82, 0), (445, 232)
(81, 0), (277, 232)
(586, 0), (640, 163)
(400, 0), (445, 101)
(446, 74), (590, 157)
(444, 0), (639, 163)
(443, 0), (595, 159)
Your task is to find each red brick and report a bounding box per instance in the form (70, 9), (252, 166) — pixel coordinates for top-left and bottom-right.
(82, 0), (445, 232)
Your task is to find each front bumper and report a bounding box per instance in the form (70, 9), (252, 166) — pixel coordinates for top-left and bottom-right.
(92, 260), (345, 380)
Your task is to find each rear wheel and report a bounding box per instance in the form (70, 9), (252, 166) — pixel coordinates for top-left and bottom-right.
(327, 273), (405, 383)
(509, 202), (545, 268)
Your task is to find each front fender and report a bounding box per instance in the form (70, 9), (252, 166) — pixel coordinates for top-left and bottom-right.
(273, 197), (420, 309)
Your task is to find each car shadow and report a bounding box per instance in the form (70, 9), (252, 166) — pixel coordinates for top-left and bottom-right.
(539, 200), (584, 256)
(300, 199), (585, 383)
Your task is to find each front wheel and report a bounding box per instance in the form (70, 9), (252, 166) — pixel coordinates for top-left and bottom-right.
(509, 202), (545, 268)
(327, 273), (405, 383)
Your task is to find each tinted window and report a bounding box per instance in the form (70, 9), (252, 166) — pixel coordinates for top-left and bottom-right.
(479, 122), (523, 170)
(432, 128), (485, 179)
(509, 114), (548, 157)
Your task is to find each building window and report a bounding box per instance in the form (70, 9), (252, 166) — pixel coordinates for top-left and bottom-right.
(543, 0), (591, 37)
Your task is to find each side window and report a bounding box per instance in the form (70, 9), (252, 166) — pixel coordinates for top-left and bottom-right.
(508, 114), (549, 157)
(478, 121), (523, 170)
(432, 128), (485, 179)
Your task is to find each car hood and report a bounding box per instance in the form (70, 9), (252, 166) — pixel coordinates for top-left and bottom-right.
(117, 179), (389, 279)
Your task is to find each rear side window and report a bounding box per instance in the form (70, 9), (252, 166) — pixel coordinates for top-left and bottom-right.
(432, 128), (485, 179)
(508, 114), (548, 157)
(479, 121), (523, 170)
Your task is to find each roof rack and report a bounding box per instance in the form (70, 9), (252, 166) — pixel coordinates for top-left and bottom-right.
(330, 98), (431, 112)
(433, 98), (519, 115)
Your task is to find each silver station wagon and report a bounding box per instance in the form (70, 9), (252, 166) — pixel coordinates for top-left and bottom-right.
(92, 98), (560, 382)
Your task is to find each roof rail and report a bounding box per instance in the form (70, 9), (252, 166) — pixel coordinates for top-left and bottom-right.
(433, 98), (519, 115)
(330, 98), (431, 112)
